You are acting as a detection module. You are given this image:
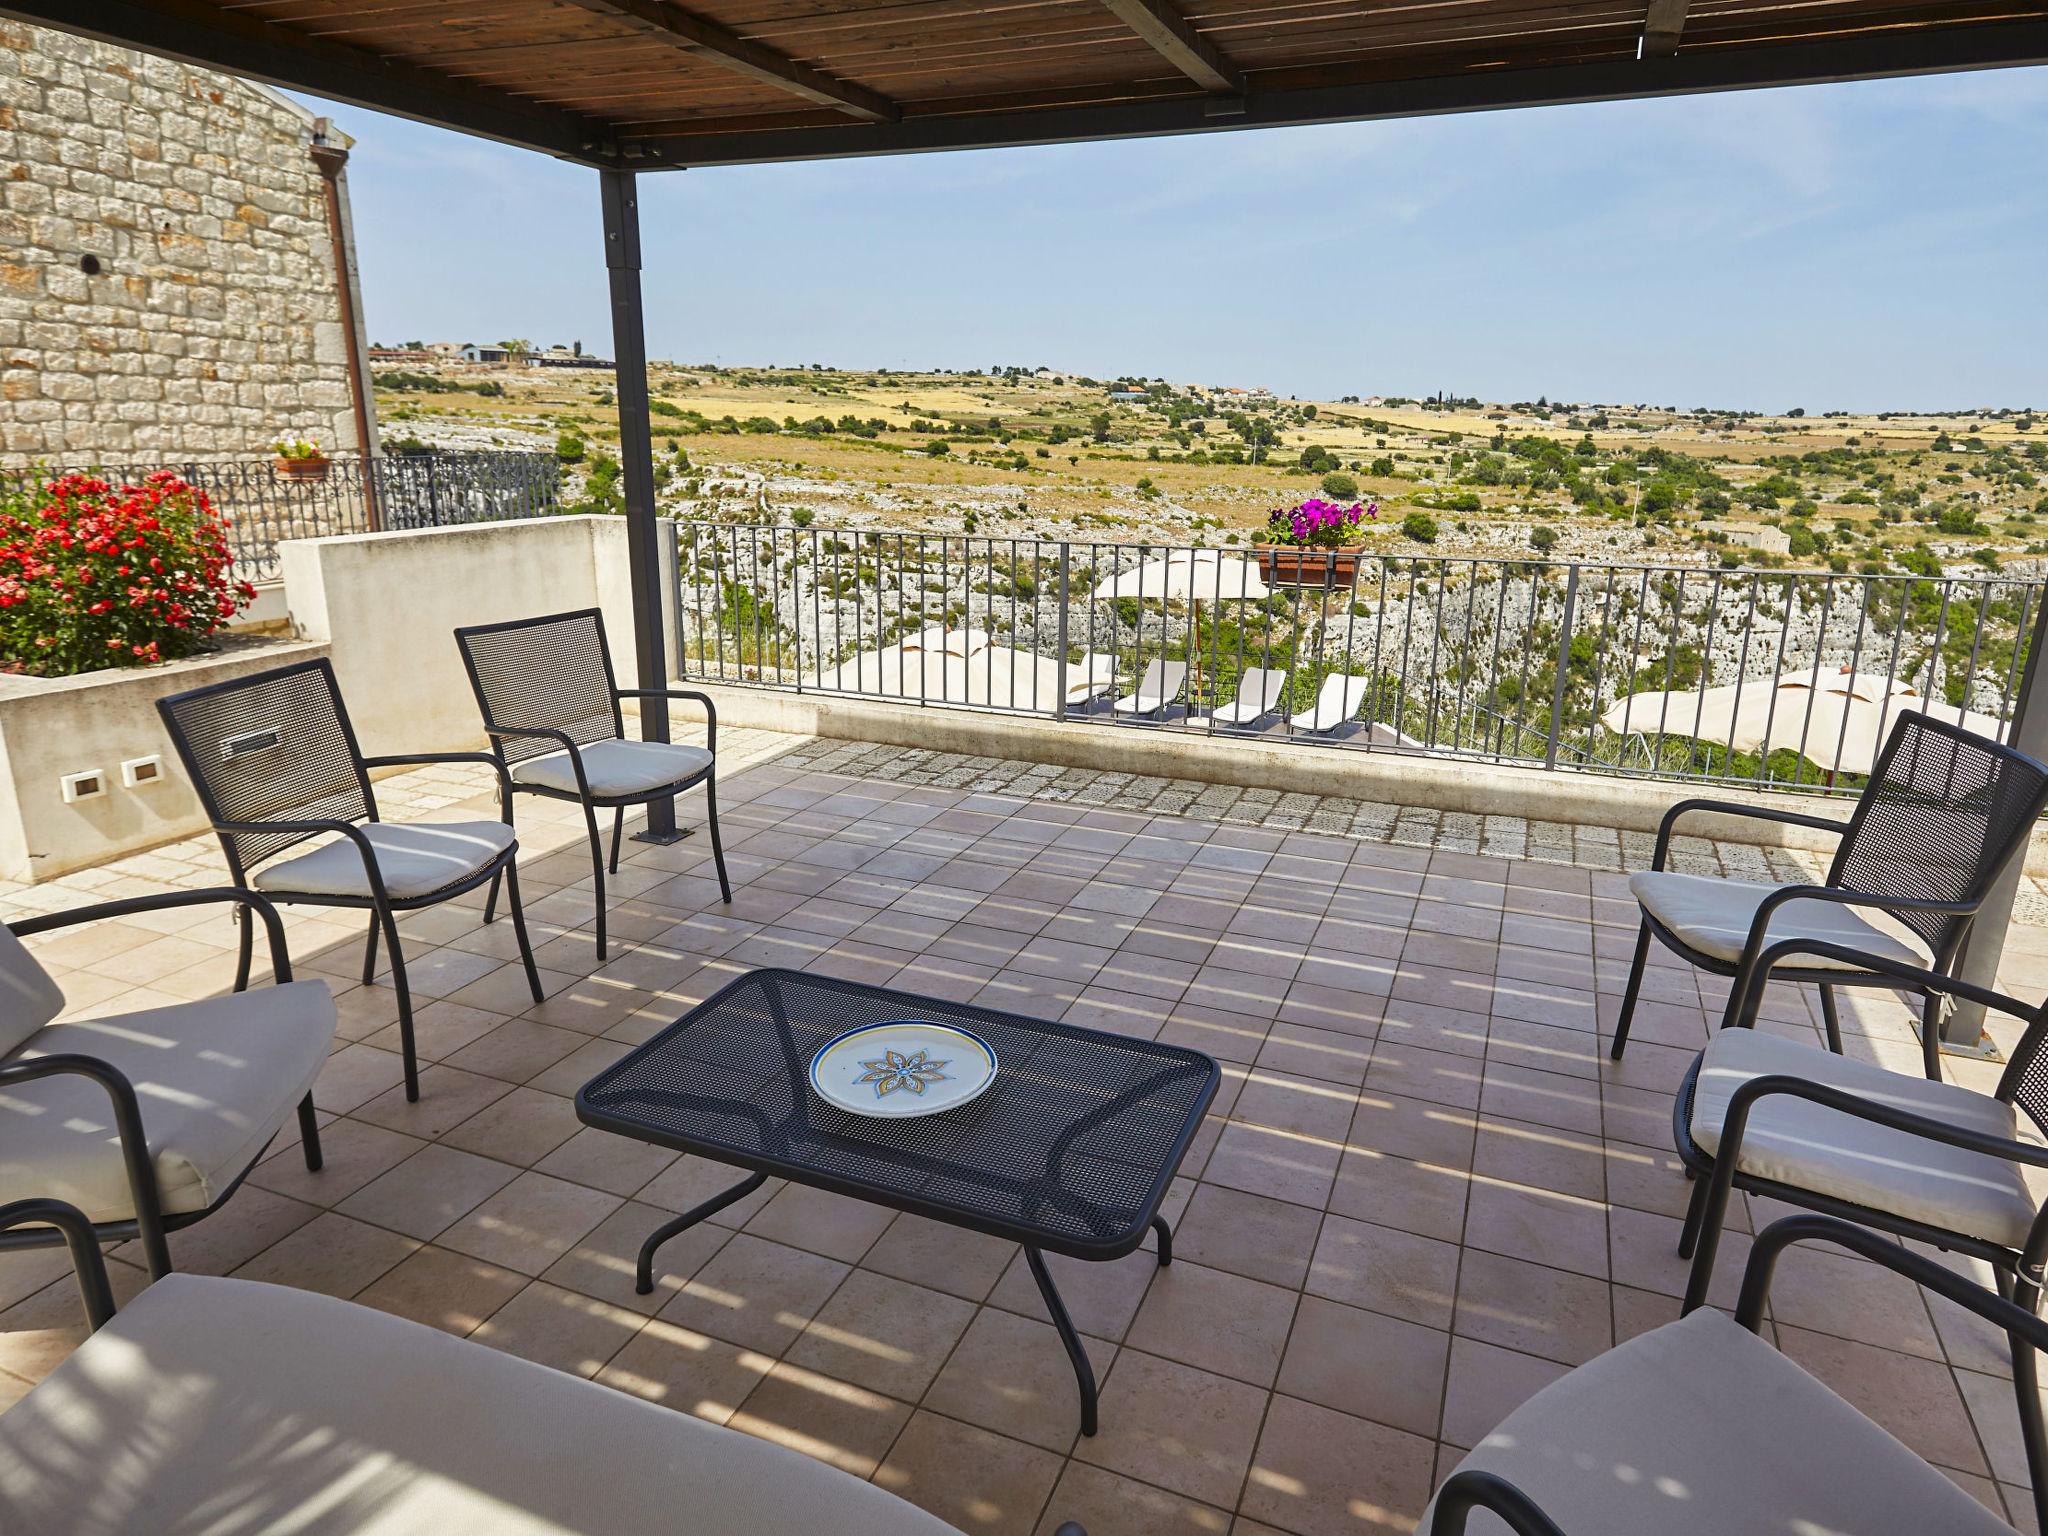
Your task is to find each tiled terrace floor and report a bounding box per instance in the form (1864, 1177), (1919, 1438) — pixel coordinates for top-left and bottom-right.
(6, 730), (2048, 1535)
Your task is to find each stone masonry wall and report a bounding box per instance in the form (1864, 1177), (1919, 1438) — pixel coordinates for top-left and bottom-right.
(0, 22), (372, 464)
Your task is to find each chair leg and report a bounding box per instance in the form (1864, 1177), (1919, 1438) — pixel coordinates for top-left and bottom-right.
(705, 774), (732, 905)
(233, 902), (254, 993)
(583, 803), (609, 961)
(2005, 1270), (2048, 1535)
(503, 858), (546, 1004)
(1681, 1157), (1738, 1314)
(1817, 984), (1843, 1054)
(361, 912), (381, 986)
(609, 807), (625, 875)
(484, 784), (514, 924)
(1919, 989), (1945, 1081)
(297, 1093), (324, 1172)
(1609, 917), (1652, 1061)
(379, 904), (420, 1102)
(1676, 1172), (1710, 1261)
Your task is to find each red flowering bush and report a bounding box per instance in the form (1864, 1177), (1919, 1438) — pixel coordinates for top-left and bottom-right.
(0, 471), (256, 676)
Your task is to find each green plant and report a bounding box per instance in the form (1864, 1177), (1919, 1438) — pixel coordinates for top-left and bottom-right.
(555, 433), (586, 463)
(0, 471), (255, 675)
(1530, 525), (1559, 554)
(270, 436), (323, 462)
(1400, 511), (1438, 544)
(1319, 471), (1358, 499)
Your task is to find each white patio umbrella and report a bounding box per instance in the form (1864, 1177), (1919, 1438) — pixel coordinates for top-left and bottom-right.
(1090, 550), (1270, 700)
(1601, 664), (2005, 776)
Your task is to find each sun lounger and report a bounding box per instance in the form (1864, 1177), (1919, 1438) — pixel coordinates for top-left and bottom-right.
(1211, 667), (1289, 725)
(1111, 659), (1187, 716)
(1064, 650), (1119, 704)
(1289, 673), (1372, 731)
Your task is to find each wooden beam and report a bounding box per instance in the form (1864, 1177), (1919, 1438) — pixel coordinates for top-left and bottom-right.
(1098, 0), (1243, 94)
(552, 0), (899, 122)
(0, 0), (606, 161)
(1643, 0), (1689, 56)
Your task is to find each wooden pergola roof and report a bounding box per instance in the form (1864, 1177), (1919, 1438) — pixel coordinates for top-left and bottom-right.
(16, 0), (2048, 169)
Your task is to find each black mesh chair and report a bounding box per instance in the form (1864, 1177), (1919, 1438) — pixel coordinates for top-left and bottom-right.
(158, 657), (545, 1102)
(454, 608), (730, 961)
(1674, 942), (2048, 1491)
(1610, 712), (2048, 1074)
(1427, 1216), (2040, 1535)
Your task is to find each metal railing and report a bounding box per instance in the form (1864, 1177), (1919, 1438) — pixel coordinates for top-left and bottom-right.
(2, 453), (562, 581)
(674, 519), (2043, 796)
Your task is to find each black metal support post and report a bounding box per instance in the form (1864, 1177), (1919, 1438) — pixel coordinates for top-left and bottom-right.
(602, 167), (681, 844)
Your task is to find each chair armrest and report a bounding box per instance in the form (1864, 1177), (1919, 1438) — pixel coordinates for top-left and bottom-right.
(9, 887), (293, 985)
(1652, 798), (1849, 871)
(0, 1054), (168, 1279)
(1733, 936), (2044, 1052)
(616, 688), (717, 756)
(0, 1198), (115, 1331)
(361, 750), (515, 798)
(481, 726), (595, 799)
(1738, 1214), (2048, 1355)
(1716, 1069), (2048, 1173)
(1428, 1470), (1571, 1536)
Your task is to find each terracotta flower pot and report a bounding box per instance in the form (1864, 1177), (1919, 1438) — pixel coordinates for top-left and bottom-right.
(1256, 543), (1367, 588)
(273, 455), (330, 483)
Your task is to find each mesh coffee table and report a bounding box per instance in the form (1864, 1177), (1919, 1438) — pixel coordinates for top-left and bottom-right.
(575, 967), (1219, 1435)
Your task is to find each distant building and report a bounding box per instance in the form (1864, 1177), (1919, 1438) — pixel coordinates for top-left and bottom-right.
(1721, 524), (1792, 555)
(459, 344), (509, 364)
(368, 348), (437, 363)
(533, 345), (612, 369)
(1108, 389), (1147, 402)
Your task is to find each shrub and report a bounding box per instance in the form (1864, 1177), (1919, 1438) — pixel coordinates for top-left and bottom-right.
(1400, 511), (1438, 544)
(1319, 471), (1359, 499)
(1530, 525), (1559, 554)
(0, 472), (255, 676)
(926, 440), (951, 456)
(555, 433), (586, 463)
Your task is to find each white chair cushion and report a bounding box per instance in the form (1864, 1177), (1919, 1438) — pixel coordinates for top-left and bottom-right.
(1690, 1027), (2037, 1248)
(0, 980), (335, 1222)
(0, 926), (65, 1058)
(1425, 1308), (2009, 1536)
(0, 1272), (968, 1535)
(1630, 869), (1935, 971)
(511, 738), (714, 798)
(254, 821), (514, 901)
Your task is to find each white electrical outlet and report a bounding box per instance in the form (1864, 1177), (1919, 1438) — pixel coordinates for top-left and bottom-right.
(60, 769), (108, 804)
(121, 754), (166, 788)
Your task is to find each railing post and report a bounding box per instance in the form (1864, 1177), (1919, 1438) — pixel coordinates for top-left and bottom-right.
(1054, 543), (1071, 722)
(1543, 563), (1580, 771)
(425, 457), (441, 526)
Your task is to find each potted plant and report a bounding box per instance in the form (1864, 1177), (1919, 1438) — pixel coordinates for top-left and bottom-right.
(271, 437), (330, 482)
(1256, 497), (1378, 585)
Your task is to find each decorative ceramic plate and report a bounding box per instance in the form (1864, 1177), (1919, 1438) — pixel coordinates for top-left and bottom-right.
(809, 1020), (999, 1119)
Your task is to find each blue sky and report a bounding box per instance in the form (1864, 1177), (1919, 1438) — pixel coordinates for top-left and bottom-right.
(309, 67), (2048, 414)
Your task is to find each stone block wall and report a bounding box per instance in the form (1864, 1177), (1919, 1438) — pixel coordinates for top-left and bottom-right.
(0, 22), (373, 465)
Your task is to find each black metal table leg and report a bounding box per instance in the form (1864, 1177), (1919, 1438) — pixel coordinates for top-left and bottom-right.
(1151, 1213), (1173, 1266)
(636, 1170), (767, 1294)
(1026, 1245), (1098, 1437)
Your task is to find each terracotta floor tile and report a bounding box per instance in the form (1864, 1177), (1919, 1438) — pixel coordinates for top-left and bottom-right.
(1462, 1179), (1609, 1279)
(438, 1084), (583, 1165)
(1199, 1122), (1341, 1208)
(1306, 1214), (1460, 1330)
(862, 1213), (1019, 1301)
(533, 1124), (680, 1197)
(251, 1116), (425, 1206)
(987, 1245), (1161, 1342)
(1326, 1150), (1469, 1246)
(782, 1269), (976, 1400)
(743, 1181), (898, 1263)
(1126, 1260), (1299, 1387)
(438, 1169), (622, 1276)
(352, 1063), (515, 1139)
(336, 1143), (520, 1241)
(1438, 1336), (1571, 1448)
(541, 1199), (731, 1313)
(1347, 1092), (1478, 1170)
(593, 1316), (774, 1424)
(1172, 1184), (1325, 1290)
(731, 1365), (909, 1485)
(878, 1410), (1065, 1536)
(1452, 1250), (1612, 1366)
(353, 1244), (527, 1336)
(1240, 1394), (1437, 1536)
(1780, 1324), (1988, 1474)
(659, 1231), (850, 1354)
(470, 1279), (643, 1379)
(442, 1016), (589, 1082)
(1276, 1295), (1449, 1438)
(1076, 1350), (1269, 1508)
(924, 1307), (1114, 1452)
(231, 1211), (419, 1298)
(1033, 1463), (1231, 1536)
(637, 1152), (781, 1225)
